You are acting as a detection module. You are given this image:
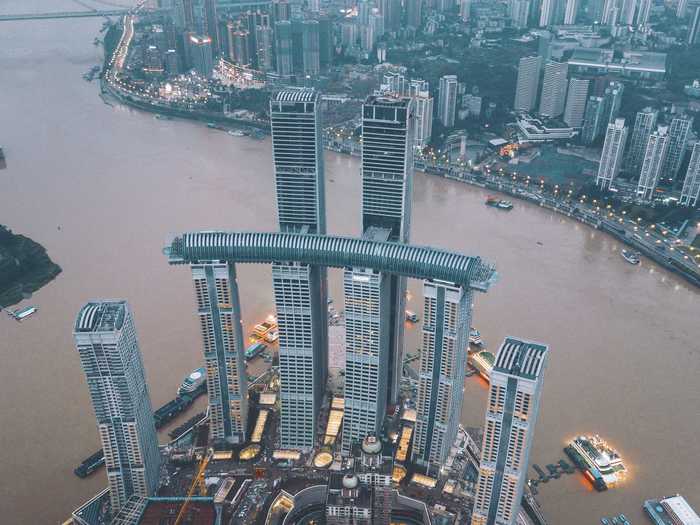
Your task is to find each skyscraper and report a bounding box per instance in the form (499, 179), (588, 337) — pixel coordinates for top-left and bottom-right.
(564, 0), (578, 24)
(189, 34), (213, 77)
(354, 94), (415, 415)
(563, 77), (590, 127)
(677, 0), (688, 18)
(190, 262), (248, 444)
(626, 107), (658, 173)
(662, 116), (693, 182)
(438, 74), (458, 127)
(406, 0), (423, 28)
(302, 20), (320, 77)
(539, 0), (555, 26)
(270, 89), (327, 451)
(601, 0), (617, 24)
(509, 0), (531, 29)
(256, 25), (274, 71)
(460, 0), (472, 22)
(637, 126), (670, 201)
(680, 143), (700, 207)
(74, 301), (160, 512)
(602, 81), (624, 124)
(342, 260), (390, 454)
(689, 6), (700, 45)
(203, 0), (220, 54)
(472, 338), (550, 525)
(581, 96), (605, 145)
(596, 118), (628, 190)
(538, 61), (568, 118)
(636, 0), (652, 25)
(620, 0), (636, 25)
(514, 56), (542, 113)
(274, 20), (293, 76)
(411, 80), (434, 148)
(412, 280), (472, 475)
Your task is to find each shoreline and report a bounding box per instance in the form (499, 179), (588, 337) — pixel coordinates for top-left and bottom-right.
(98, 21), (699, 290)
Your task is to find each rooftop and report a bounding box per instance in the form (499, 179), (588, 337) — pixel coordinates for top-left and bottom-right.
(74, 300), (127, 333)
(568, 48), (667, 74)
(272, 88), (317, 103)
(493, 337), (548, 379)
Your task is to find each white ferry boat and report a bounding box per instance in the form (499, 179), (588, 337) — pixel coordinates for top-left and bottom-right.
(177, 367), (206, 396)
(469, 328), (483, 346)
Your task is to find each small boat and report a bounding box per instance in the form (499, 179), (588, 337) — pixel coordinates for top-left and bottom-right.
(611, 518), (619, 525)
(601, 519), (610, 525)
(154, 114), (172, 120)
(405, 310), (419, 323)
(621, 249), (640, 265)
(618, 515), (630, 525)
(227, 129), (245, 137)
(11, 306), (38, 321)
(177, 367), (206, 396)
(264, 330), (278, 343)
(485, 196), (513, 210)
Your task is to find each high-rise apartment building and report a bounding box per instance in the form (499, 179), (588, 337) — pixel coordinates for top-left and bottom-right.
(460, 0), (472, 22)
(539, 0), (555, 26)
(302, 20), (320, 76)
(636, 0), (652, 25)
(190, 262), (248, 444)
(662, 116), (693, 182)
(620, 0), (636, 25)
(689, 7), (700, 45)
(349, 95), (415, 427)
(410, 80), (433, 148)
(564, 0), (579, 24)
(677, 0), (688, 18)
(602, 81), (624, 124)
(680, 143), (700, 207)
(438, 75), (458, 127)
(189, 34), (213, 78)
(406, 0), (423, 28)
(637, 126), (670, 201)
(538, 61), (568, 118)
(412, 280), (472, 475)
(472, 338), (550, 525)
(563, 77), (590, 127)
(342, 261), (390, 453)
(514, 56), (542, 113)
(270, 89), (327, 451)
(581, 96), (605, 145)
(74, 301), (160, 512)
(274, 20), (293, 76)
(509, 0), (531, 29)
(626, 107), (658, 173)
(596, 118), (628, 190)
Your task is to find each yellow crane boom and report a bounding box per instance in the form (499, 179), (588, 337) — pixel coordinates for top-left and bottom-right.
(174, 449), (212, 525)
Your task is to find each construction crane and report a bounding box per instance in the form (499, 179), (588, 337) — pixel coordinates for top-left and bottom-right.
(173, 448), (213, 525)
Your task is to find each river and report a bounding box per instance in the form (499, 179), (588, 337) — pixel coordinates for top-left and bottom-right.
(0, 3), (698, 524)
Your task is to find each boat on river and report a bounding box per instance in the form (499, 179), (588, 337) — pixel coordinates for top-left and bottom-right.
(621, 249), (640, 265)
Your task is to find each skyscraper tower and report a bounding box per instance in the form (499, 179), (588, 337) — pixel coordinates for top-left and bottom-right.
(189, 34), (213, 78)
(412, 280), (472, 476)
(538, 61), (568, 118)
(274, 20), (293, 76)
(362, 95), (414, 399)
(514, 56), (542, 113)
(680, 143), (700, 207)
(270, 89), (327, 451)
(564, 0), (579, 24)
(74, 301), (160, 512)
(509, 0), (531, 29)
(637, 126), (670, 201)
(662, 116), (693, 182)
(406, 0), (423, 28)
(563, 77), (590, 128)
(302, 20), (320, 77)
(689, 6), (700, 45)
(677, 0), (688, 18)
(411, 80), (434, 148)
(626, 107), (658, 173)
(602, 81), (624, 124)
(581, 96), (605, 145)
(438, 74), (458, 127)
(636, 0), (652, 25)
(471, 338), (550, 525)
(190, 261), (248, 444)
(596, 118), (628, 190)
(342, 260), (391, 454)
(539, 0), (555, 26)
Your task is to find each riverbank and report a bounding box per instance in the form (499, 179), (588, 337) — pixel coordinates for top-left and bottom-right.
(0, 225), (62, 307)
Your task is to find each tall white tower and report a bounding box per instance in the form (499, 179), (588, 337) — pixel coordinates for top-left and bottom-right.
(472, 338), (550, 525)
